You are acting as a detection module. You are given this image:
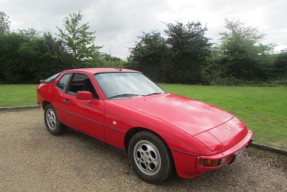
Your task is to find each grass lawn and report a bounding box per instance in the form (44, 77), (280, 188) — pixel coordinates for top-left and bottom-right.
(0, 84), (38, 107)
(0, 84), (286, 149)
(160, 84), (287, 150)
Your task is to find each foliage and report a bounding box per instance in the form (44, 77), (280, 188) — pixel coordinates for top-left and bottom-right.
(57, 11), (101, 61)
(128, 22), (211, 83)
(0, 32), (26, 83)
(0, 32), (77, 83)
(18, 28), (39, 40)
(98, 53), (127, 68)
(273, 50), (287, 78)
(218, 19), (274, 81)
(82, 53), (127, 68)
(0, 11), (126, 83)
(128, 31), (171, 82)
(165, 22), (211, 83)
(0, 10), (286, 85)
(0, 12), (10, 34)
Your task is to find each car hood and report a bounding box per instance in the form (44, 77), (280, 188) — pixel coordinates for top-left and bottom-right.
(113, 93), (234, 136)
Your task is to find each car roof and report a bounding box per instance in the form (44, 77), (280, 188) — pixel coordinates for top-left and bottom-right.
(63, 68), (138, 74)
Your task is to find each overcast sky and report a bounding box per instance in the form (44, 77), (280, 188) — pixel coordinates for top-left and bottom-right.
(1, 0), (287, 59)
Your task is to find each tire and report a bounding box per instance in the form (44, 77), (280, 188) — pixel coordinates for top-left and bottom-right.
(44, 104), (65, 135)
(128, 131), (174, 184)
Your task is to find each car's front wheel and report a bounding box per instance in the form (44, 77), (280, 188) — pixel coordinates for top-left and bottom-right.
(128, 131), (174, 184)
(44, 104), (65, 135)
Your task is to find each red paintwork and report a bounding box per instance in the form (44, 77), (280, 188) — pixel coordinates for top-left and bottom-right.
(37, 68), (253, 179)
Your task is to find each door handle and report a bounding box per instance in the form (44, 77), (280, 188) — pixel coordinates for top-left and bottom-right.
(62, 99), (71, 103)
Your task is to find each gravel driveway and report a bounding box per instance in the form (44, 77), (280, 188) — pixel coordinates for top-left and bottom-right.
(0, 108), (286, 192)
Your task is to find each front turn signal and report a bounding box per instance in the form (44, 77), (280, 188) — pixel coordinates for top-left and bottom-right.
(201, 159), (220, 167)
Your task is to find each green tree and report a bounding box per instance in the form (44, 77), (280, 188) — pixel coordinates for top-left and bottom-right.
(57, 11), (101, 61)
(0, 33), (26, 82)
(98, 53), (127, 68)
(128, 31), (171, 82)
(18, 28), (39, 40)
(18, 32), (77, 82)
(201, 46), (226, 85)
(0, 12), (10, 34)
(165, 22), (211, 83)
(219, 19), (274, 81)
(274, 50), (287, 78)
(0, 31), (76, 83)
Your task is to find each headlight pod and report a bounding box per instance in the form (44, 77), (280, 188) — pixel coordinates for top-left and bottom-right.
(194, 131), (223, 152)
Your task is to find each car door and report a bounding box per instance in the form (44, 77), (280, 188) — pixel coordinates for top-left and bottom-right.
(53, 73), (73, 123)
(55, 72), (105, 141)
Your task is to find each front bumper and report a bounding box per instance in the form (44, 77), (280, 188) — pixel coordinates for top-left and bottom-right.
(196, 130), (253, 171)
(172, 130), (253, 178)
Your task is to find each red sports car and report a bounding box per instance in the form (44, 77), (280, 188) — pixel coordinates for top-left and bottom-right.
(37, 68), (252, 184)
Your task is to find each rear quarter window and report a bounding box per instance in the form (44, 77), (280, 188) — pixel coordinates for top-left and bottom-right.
(56, 73), (71, 91)
(43, 73), (61, 83)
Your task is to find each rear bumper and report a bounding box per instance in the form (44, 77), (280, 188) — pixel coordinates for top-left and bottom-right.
(172, 130), (253, 178)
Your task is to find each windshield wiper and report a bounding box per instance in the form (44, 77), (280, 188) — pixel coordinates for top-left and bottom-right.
(108, 93), (141, 100)
(144, 92), (162, 96)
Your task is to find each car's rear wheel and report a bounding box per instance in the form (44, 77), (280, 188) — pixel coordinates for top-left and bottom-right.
(44, 104), (65, 135)
(128, 131), (174, 184)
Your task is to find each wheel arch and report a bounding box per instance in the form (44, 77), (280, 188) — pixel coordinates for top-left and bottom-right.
(124, 127), (173, 159)
(42, 101), (51, 110)
(125, 127), (176, 182)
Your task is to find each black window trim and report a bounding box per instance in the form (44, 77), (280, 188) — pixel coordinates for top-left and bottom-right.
(66, 72), (100, 99)
(55, 73), (72, 93)
(44, 72), (62, 83)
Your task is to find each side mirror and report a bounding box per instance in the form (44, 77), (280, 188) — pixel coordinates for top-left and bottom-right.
(76, 91), (93, 101)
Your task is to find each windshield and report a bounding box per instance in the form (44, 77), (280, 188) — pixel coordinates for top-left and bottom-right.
(94, 72), (166, 100)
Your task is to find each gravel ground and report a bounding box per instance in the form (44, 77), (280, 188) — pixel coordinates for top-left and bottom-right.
(0, 108), (286, 192)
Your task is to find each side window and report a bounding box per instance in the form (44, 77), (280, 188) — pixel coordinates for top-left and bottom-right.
(44, 72), (61, 83)
(67, 73), (99, 99)
(56, 73), (71, 91)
